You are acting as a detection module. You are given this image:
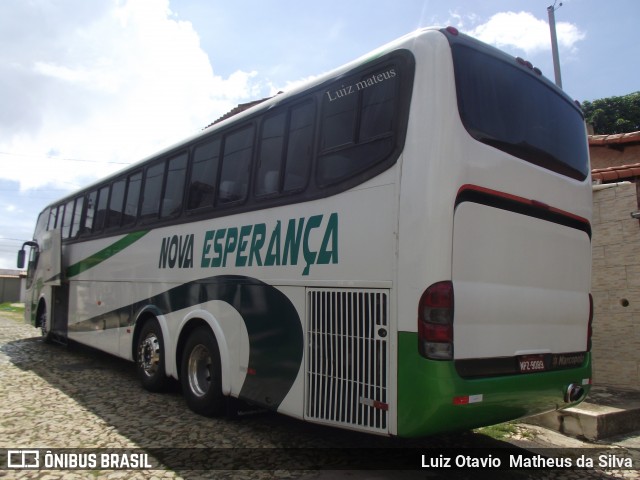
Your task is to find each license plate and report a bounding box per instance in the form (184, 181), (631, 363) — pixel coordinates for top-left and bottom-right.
(518, 355), (546, 373)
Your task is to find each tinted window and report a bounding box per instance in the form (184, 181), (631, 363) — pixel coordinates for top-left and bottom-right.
(218, 126), (254, 205)
(70, 196), (84, 238)
(188, 138), (220, 210)
(106, 178), (126, 228)
(321, 88), (357, 149)
(317, 65), (399, 186)
(83, 190), (97, 234)
(256, 101), (314, 197)
(123, 171), (142, 226)
(55, 205), (64, 229)
(94, 185), (110, 232)
(256, 112), (286, 197)
(47, 208), (58, 231)
(161, 153), (187, 218)
(284, 102), (314, 191)
(359, 71), (396, 140)
(140, 161), (165, 221)
(451, 44), (589, 180)
(62, 199), (74, 239)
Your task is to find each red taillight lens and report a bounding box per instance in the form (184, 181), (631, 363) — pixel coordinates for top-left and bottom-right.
(418, 281), (454, 360)
(422, 323), (453, 342)
(446, 26), (459, 36)
(587, 293), (593, 351)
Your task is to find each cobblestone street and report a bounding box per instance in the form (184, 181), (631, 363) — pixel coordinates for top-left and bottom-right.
(0, 312), (638, 480)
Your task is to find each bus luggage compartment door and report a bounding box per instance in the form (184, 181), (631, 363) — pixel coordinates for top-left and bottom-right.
(451, 201), (591, 360)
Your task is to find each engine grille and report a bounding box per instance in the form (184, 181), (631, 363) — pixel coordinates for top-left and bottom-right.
(306, 288), (389, 432)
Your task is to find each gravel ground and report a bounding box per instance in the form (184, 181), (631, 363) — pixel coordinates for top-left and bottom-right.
(0, 311), (638, 480)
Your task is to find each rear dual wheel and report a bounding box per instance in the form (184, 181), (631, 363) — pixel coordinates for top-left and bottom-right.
(181, 326), (225, 417)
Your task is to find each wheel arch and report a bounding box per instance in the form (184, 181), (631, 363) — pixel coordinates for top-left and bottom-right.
(176, 313), (231, 396)
(35, 297), (47, 329)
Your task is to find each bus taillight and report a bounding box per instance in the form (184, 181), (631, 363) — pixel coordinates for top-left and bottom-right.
(445, 26), (459, 36)
(418, 281), (454, 360)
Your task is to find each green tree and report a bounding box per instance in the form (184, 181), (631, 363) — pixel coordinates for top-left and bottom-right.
(581, 92), (640, 134)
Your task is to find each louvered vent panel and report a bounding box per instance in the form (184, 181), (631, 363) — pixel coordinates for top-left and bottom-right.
(306, 289), (389, 433)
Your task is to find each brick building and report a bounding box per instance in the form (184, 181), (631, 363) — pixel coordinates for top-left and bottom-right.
(590, 131), (640, 390)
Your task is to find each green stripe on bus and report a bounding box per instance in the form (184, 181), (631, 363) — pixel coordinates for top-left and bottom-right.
(396, 332), (591, 437)
(66, 230), (150, 278)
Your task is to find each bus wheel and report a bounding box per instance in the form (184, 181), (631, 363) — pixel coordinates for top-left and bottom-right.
(136, 319), (168, 392)
(181, 326), (225, 417)
(37, 304), (51, 343)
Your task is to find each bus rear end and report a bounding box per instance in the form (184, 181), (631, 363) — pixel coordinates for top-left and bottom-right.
(396, 28), (592, 437)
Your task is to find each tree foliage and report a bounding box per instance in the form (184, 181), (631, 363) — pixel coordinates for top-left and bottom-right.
(581, 92), (640, 135)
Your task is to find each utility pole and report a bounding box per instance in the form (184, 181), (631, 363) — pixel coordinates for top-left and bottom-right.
(547, 2), (563, 88)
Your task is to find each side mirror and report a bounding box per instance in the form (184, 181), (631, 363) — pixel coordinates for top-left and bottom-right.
(17, 249), (26, 269)
(17, 241), (38, 269)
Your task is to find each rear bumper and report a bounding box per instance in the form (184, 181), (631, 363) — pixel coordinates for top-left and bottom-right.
(397, 331), (591, 437)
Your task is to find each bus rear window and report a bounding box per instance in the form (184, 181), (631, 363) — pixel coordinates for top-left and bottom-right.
(451, 44), (589, 181)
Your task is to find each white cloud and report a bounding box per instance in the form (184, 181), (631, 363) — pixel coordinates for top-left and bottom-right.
(465, 11), (585, 56)
(0, 0), (266, 192)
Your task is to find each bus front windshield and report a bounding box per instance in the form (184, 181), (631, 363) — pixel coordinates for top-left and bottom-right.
(451, 43), (589, 181)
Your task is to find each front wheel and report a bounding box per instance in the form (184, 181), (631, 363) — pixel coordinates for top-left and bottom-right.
(36, 303), (51, 343)
(181, 326), (225, 416)
(136, 319), (168, 392)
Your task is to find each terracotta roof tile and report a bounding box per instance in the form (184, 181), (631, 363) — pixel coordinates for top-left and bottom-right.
(589, 131), (640, 146)
(204, 92), (284, 130)
(205, 98), (270, 129)
(592, 162), (640, 182)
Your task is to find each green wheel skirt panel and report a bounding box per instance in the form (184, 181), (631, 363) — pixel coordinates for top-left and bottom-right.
(397, 332), (592, 437)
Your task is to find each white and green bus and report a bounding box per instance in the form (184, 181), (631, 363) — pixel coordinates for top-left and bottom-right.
(18, 26), (592, 437)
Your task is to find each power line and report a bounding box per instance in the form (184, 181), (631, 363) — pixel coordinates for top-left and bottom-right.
(0, 151), (129, 165)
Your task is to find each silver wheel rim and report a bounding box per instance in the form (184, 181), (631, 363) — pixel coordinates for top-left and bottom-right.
(139, 334), (161, 377)
(187, 344), (212, 398)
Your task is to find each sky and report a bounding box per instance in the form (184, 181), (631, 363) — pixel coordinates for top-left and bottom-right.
(1, 0), (638, 269)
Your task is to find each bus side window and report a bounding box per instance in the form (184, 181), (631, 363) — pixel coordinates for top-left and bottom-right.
(47, 207), (58, 231)
(188, 138), (221, 211)
(320, 84), (358, 150)
(161, 153), (187, 218)
(82, 190), (97, 235)
(53, 204), (64, 230)
(284, 101), (314, 192)
(123, 171), (142, 227)
(61, 199), (74, 239)
(140, 161), (165, 222)
(358, 69), (396, 141)
(317, 64), (398, 186)
(94, 185), (110, 233)
(106, 178), (126, 229)
(218, 126), (254, 205)
(255, 112), (286, 197)
(70, 196), (84, 238)
(255, 101), (314, 197)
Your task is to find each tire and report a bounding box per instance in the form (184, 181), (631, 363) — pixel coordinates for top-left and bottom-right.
(136, 319), (168, 392)
(181, 326), (225, 417)
(37, 303), (51, 343)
